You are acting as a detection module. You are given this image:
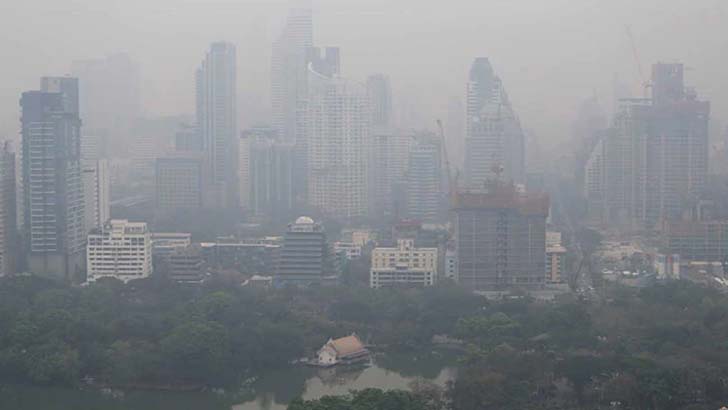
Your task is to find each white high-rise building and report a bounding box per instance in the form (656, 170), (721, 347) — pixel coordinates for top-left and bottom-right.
(301, 69), (370, 219)
(196, 42), (239, 208)
(272, 6), (314, 144)
(86, 220), (152, 284)
(82, 159), (110, 233)
(370, 239), (438, 288)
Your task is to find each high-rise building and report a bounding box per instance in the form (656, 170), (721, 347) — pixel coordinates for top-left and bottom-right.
(370, 239), (437, 288)
(301, 63), (369, 219)
(20, 77), (86, 280)
(196, 42), (239, 208)
(446, 97), (466, 173)
(585, 63), (710, 228)
(239, 132), (250, 209)
(0, 142), (17, 276)
(82, 159), (110, 233)
(155, 154), (205, 213)
(247, 127), (294, 217)
(174, 124), (202, 152)
(276, 216), (331, 285)
(465, 58), (525, 189)
(71, 53), (141, 155)
(453, 183), (549, 291)
(368, 131), (412, 218)
(271, 6), (314, 144)
(366, 74), (393, 131)
(86, 219), (152, 284)
(405, 133), (442, 222)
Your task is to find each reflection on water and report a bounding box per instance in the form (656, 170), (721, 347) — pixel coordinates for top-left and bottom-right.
(0, 351), (458, 410)
(234, 350), (457, 410)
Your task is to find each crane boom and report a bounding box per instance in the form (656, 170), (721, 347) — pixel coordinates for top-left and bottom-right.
(436, 119), (457, 204)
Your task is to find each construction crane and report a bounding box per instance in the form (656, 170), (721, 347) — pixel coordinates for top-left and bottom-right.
(436, 119), (458, 205)
(625, 25), (652, 98)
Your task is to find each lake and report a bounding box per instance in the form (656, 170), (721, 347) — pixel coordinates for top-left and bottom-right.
(0, 350), (458, 410)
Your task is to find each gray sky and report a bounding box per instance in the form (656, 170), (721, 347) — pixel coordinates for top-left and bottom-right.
(2, 0), (727, 148)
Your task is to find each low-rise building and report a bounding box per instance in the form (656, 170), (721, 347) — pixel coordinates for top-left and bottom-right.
(315, 334), (369, 367)
(86, 220), (152, 283)
(334, 242), (362, 260)
(370, 239), (437, 288)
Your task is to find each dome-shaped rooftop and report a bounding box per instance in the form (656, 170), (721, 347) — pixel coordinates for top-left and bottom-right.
(295, 216), (315, 225)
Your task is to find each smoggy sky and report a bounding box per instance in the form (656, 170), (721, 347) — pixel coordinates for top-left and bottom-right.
(2, 0), (727, 152)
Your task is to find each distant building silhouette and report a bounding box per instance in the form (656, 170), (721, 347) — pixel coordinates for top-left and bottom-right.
(465, 58), (525, 189)
(196, 42), (239, 209)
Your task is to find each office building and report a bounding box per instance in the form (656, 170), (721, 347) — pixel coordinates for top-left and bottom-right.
(301, 64), (369, 219)
(196, 42), (239, 208)
(405, 133), (442, 222)
(82, 159), (110, 232)
(21, 77), (86, 280)
(453, 183), (549, 291)
(370, 239), (437, 288)
(155, 154), (205, 213)
(585, 63), (710, 229)
(0, 143), (17, 276)
(271, 6), (314, 144)
(276, 216), (331, 285)
(247, 127), (294, 217)
(664, 220), (728, 263)
(465, 58), (525, 188)
(366, 74), (393, 130)
(368, 131), (411, 218)
(86, 220), (152, 284)
(166, 246), (205, 283)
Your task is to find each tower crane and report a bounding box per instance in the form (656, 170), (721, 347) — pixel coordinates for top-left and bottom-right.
(625, 25), (652, 98)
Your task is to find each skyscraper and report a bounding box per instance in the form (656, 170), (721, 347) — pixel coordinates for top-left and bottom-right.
(0, 142), (17, 276)
(368, 131), (412, 219)
(465, 58), (525, 189)
(21, 77), (86, 280)
(301, 64), (369, 219)
(247, 127), (294, 217)
(82, 159), (110, 233)
(155, 154), (205, 213)
(405, 133), (442, 222)
(271, 6), (314, 144)
(196, 42), (239, 209)
(584, 63), (710, 228)
(366, 74), (393, 131)
(453, 183), (549, 291)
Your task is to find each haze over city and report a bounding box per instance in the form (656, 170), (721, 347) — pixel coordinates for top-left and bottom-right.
(2, 0), (727, 150)
(3, 1), (728, 410)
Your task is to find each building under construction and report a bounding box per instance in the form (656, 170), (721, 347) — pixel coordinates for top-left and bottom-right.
(453, 182), (549, 291)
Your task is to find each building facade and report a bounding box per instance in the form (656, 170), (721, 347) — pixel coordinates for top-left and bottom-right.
(405, 133), (442, 222)
(370, 239), (437, 288)
(453, 183), (549, 291)
(86, 220), (152, 283)
(82, 159), (110, 233)
(367, 131), (411, 218)
(585, 63), (710, 229)
(276, 216), (331, 285)
(465, 58), (525, 189)
(246, 127), (294, 217)
(21, 77), (86, 280)
(366, 74), (393, 131)
(155, 155), (205, 213)
(0, 143), (17, 276)
(196, 42), (239, 208)
(302, 69), (369, 219)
